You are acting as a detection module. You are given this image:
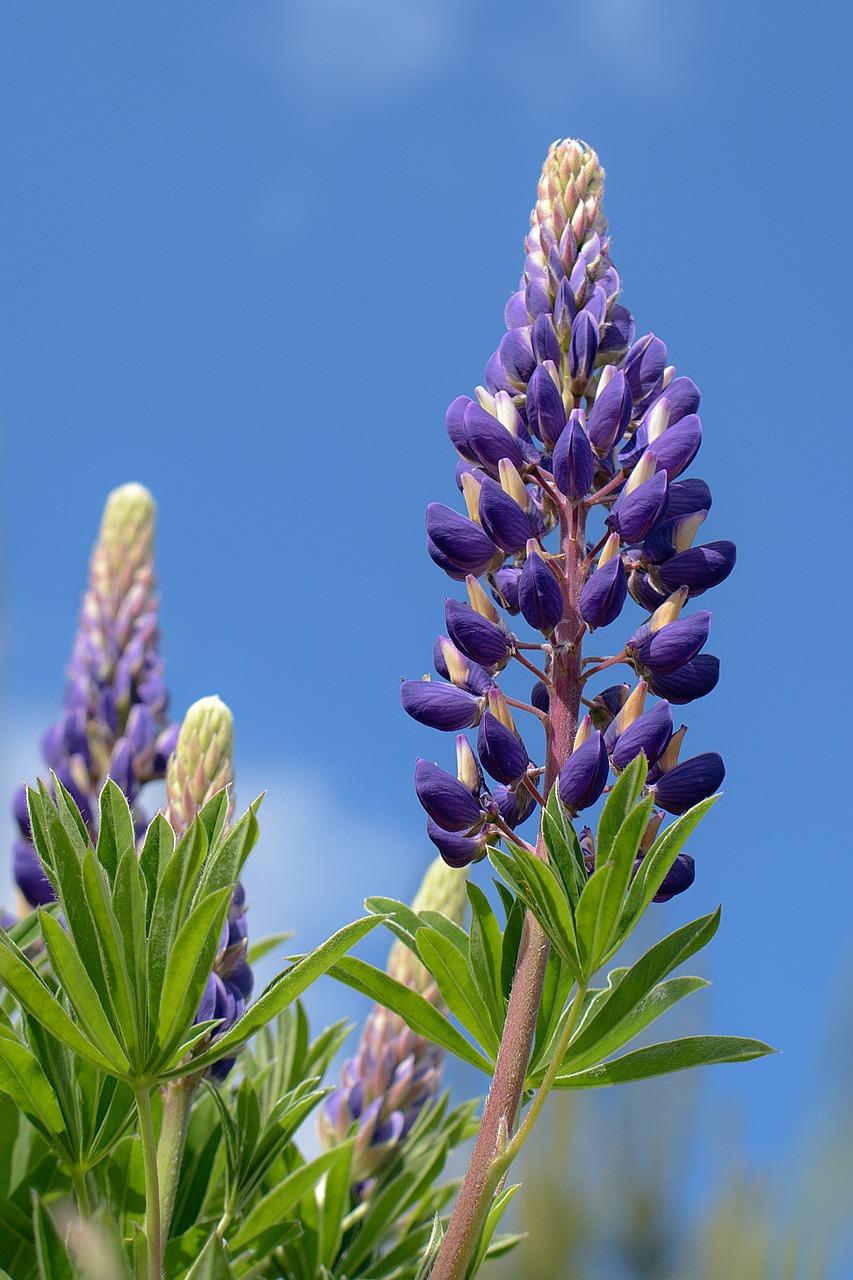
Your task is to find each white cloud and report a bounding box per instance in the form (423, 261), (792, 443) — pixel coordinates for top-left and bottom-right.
(226, 0), (454, 100)
(576, 0), (705, 97)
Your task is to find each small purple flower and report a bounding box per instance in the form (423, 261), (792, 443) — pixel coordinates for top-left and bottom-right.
(631, 612), (711, 676)
(569, 311), (599, 385)
(610, 700), (673, 770)
(492, 782), (536, 828)
(622, 333), (667, 405)
(478, 478), (533, 553)
(477, 712), (529, 785)
(414, 760), (483, 832)
(553, 411), (595, 500)
(445, 599), (512, 668)
(587, 369), (632, 452)
(526, 364), (567, 449)
(445, 395), (477, 461)
(654, 541), (737, 596)
(499, 326), (536, 386)
(492, 566), (522, 614)
(558, 732), (609, 811)
(665, 478), (713, 519)
(652, 752), (725, 814)
(646, 655), (720, 704)
(531, 680), (550, 714)
(579, 555), (628, 630)
(426, 818), (488, 867)
(518, 550), (564, 633)
(532, 313), (561, 365)
(633, 851), (696, 902)
(432, 636), (493, 694)
(425, 504), (500, 577)
(464, 403), (528, 474)
(646, 415), (702, 480)
(400, 681), (484, 731)
(606, 470), (669, 543)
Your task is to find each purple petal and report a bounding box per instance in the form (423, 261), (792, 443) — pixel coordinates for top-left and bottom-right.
(587, 370), (633, 452)
(518, 551), (564, 633)
(558, 732), (610, 811)
(647, 655), (720, 704)
(415, 760), (482, 832)
(610, 701), (673, 770)
(425, 504), (500, 576)
(654, 541), (736, 596)
(445, 599), (511, 667)
(477, 712), (529, 785)
(400, 681), (482, 731)
(478, 478), (533, 554)
(606, 470), (669, 543)
(553, 412), (594, 500)
(633, 613), (711, 675)
(579, 556), (628, 630)
(653, 753), (725, 815)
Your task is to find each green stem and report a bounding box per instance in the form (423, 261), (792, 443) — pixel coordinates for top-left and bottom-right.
(500, 980), (588, 1167)
(71, 1166), (92, 1219)
(157, 1076), (200, 1246)
(135, 1085), (162, 1280)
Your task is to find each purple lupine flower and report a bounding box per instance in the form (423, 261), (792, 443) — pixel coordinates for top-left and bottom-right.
(558, 731), (609, 812)
(318, 857), (470, 1188)
(432, 636), (493, 694)
(518, 549), (564, 633)
(11, 484), (177, 910)
(400, 680), (485, 731)
(414, 760), (484, 832)
(400, 138), (733, 909)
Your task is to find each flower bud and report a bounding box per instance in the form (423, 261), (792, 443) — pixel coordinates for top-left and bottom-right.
(477, 711), (529, 785)
(579, 554), (627, 630)
(606, 469), (669, 543)
(445, 599), (512, 668)
(622, 334), (667, 405)
(499, 326), (536, 386)
(427, 818), (489, 867)
(478, 478), (532, 553)
(414, 760), (483, 832)
(569, 310), (599, 386)
(531, 680), (550, 713)
(652, 752), (725, 814)
(526, 363), (567, 448)
(553, 411), (595, 500)
(647, 654), (720, 704)
(587, 369), (632, 452)
(665, 478), (713, 519)
(446, 395), (478, 462)
(492, 566), (522, 614)
(492, 782), (536, 829)
(654, 541), (737, 596)
(633, 850), (695, 902)
(532, 313), (560, 365)
(518, 548), (564, 633)
(425, 504), (501, 577)
(646, 415), (702, 480)
(631, 612), (711, 676)
(588, 682), (630, 730)
(463, 402), (527, 474)
(558, 731), (610, 811)
(400, 680), (484, 731)
(610, 700), (673, 770)
(433, 636), (492, 694)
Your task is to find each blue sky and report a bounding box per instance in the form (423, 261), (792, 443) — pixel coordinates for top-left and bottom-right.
(1, 0), (850, 1263)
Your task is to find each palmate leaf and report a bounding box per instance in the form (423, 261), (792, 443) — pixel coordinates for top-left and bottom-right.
(327, 955), (493, 1075)
(416, 927), (499, 1057)
(554, 1034), (776, 1088)
(0, 1028), (64, 1136)
(466, 883), (505, 1037)
(163, 915), (382, 1079)
(574, 792), (654, 975)
(488, 844), (581, 977)
(541, 784), (587, 908)
(228, 1146), (349, 1252)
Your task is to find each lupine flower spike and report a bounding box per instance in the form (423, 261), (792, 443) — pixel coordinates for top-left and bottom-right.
(164, 695), (252, 1077)
(318, 856), (469, 1192)
(11, 483), (178, 911)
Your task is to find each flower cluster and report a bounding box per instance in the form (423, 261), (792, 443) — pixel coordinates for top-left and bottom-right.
(165, 695), (253, 1080)
(318, 856), (469, 1190)
(12, 484), (178, 910)
(402, 140), (734, 897)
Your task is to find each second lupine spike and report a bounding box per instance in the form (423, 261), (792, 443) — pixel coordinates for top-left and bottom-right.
(401, 137), (736, 910)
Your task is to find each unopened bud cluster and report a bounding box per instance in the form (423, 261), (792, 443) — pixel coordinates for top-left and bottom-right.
(402, 140), (734, 899)
(166, 696), (253, 1081)
(12, 484), (178, 908)
(318, 857), (469, 1190)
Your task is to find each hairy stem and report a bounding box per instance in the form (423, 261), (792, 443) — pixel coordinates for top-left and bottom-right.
(135, 1085), (162, 1280)
(157, 1075), (200, 1245)
(429, 503), (586, 1280)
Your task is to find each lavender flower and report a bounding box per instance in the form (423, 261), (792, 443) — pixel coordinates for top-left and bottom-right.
(165, 695), (252, 1079)
(400, 136), (735, 911)
(318, 855), (470, 1189)
(11, 484), (177, 910)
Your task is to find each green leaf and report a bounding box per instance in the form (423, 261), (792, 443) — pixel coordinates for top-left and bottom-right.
(80, 848), (139, 1059)
(196, 788), (232, 851)
(499, 896), (524, 1003)
(112, 849), (148, 1035)
(185, 1234), (235, 1280)
(528, 948), (573, 1078)
(0, 1028), (64, 1135)
(155, 887), (233, 1064)
(229, 1146), (346, 1250)
(617, 796), (718, 946)
(194, 801), (260, 906)
(466, 882), (504, 1035)
(554, 1034), (777, 1088)
(563, 909), (720, 1072)
(489, 845), (580, 977)
(416, 927), (499, 1056)
(163, 915), (381, 1078)
(318, 1139), (354, 1269)
(0, 930), (117, 1073)
(542, 785), (587, 907)
(468, 1182), (521, 1279)
(561, 976), (707, 1074)
(326, 955), (493, 1075)
(96, 781), (136, 884)
(595, 754), (647, 869)
(575, 793), (654, 974)
(39, 909), (129, 1075)
(247, 932), (294, 965)
(138, 815), (176, 934)
(32, 1195), (74, 1280)
(146, 820), (208, 1034)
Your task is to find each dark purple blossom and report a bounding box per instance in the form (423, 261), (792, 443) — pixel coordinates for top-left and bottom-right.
(553, 412), (595, 500)
(653, 753), (725, 814)
(518, 550), (564, 633)
(414, 760), (483, 832)
(558, 732), (609, 811)
(477, 712), (529, 785)
(445, 598), (512, 668)
(610, 701), (673, 770)
(580, 554), (628, 630)
(400, 680), (484, 731)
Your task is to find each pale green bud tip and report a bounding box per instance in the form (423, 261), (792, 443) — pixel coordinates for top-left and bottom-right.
(532, 139), (607, 246)
(165, 695), (236, 834)
(99, 483), (157, 555)
(388, 856), (469, 995)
